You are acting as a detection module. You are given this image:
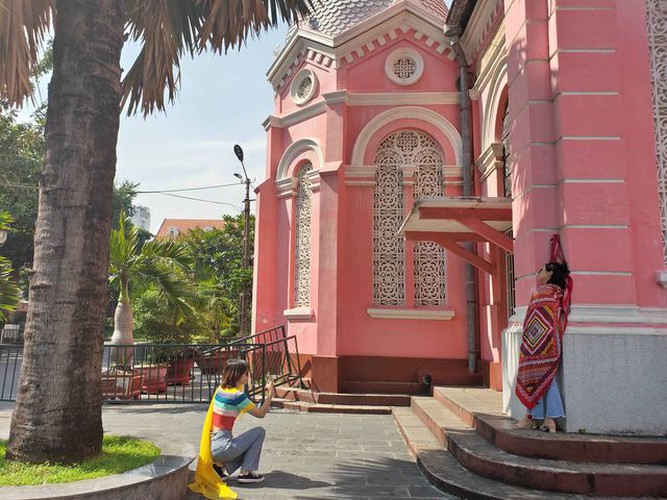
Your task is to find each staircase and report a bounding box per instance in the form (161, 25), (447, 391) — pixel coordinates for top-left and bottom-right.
(273, 385), (410, 414)
(393, 387), (667, 498)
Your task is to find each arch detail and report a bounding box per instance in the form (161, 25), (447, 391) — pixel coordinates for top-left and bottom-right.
(276, 138), (324, 182)
(351, 107), (462, 166)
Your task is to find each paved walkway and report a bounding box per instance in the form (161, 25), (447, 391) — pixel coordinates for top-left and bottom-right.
(0, 402), (455, 499)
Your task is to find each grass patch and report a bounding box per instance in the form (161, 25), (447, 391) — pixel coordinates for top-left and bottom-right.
(0, 435), (161, 486)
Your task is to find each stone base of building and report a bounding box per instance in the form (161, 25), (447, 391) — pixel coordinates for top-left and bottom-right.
(296, 354), (483, 394)
(502, 310), (667, 436)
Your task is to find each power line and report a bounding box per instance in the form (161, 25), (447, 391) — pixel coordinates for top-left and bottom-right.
(137, 182), (241, 194)
(159, 192), (242, 209)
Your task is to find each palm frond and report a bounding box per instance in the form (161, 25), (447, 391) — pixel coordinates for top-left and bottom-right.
(121, 0), (207, 116)
(121, 0), (316, 116)
(0, 256), (20, 321)
(0, 0), (54, 106)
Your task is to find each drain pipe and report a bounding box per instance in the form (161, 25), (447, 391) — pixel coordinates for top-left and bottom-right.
(447, 28), (479, 374)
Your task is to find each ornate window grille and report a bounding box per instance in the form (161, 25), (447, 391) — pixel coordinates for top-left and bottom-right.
(646, 0), (667, 265)
(293, 163), (313, 307)
(393, 58), (416, 80)
(372, 130), (446, 305)
(296, 76), (313, 100)
(412, 135), (447, 306)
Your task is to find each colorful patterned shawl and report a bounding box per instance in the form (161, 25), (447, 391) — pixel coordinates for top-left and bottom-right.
(515, 283), (565, 410)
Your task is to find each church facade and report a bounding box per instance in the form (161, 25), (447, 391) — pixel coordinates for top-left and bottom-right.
(253, 0), (667, 435)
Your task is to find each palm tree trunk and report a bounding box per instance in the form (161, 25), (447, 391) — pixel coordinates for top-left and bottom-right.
(110, 279), (134, 368)
(7, 0), (125, 464)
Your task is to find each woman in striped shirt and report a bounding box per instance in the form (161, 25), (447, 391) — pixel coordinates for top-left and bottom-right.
(210, 358), (274, 483)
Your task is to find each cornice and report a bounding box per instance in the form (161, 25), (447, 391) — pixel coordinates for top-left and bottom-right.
(268, 5), (454, 92)
(264, 91), (461, 130)
(460, 0), (503, 63)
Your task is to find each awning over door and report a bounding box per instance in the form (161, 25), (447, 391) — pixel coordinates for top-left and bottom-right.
(399, 196), (513, 275)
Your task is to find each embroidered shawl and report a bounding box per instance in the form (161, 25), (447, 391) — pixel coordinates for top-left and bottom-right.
(515, 283), (565, 410)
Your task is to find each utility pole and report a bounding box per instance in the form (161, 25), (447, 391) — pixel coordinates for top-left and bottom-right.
(233, 144), (251, 337)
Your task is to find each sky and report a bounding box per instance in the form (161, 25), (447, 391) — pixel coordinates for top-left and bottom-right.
(115, 27), (289, 233)
(21, 1), (453, 234)
(23, 24), (290, 234)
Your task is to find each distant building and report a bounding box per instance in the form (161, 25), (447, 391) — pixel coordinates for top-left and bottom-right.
(154, 219), (227, 240)
(131, 205), (151, 232)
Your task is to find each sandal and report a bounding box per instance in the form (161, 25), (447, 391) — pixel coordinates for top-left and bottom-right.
(513, 416), (538, 430)
(539, 418), (557, 433)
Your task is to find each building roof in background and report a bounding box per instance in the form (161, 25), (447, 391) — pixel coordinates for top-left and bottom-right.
(154, 219), (227, 239)
(290, 0), (447, 39)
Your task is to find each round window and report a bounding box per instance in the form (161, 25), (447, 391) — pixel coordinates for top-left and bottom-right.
(385, 48), (424, 86)
(291, 69), (318, 105)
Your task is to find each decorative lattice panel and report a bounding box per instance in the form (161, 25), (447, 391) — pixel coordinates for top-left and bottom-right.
(372, 130), (446, 305)
(373, 144), (406, 305)
(393, 58), (416, 80)
(646, 0), (667, 266)
(294, 163), (313, 307)
(413, 137), (447, 306)
(297, 76), (313, 99)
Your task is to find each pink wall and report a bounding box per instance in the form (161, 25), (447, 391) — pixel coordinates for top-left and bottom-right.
(502, 0), (665, 311)
(254, 24), (470, 361)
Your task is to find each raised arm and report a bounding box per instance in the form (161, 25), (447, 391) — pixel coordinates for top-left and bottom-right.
(248, 379), (274, 418)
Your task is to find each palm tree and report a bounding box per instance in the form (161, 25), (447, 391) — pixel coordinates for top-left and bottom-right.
(0, 212), (20, 322)
(1, 0), (314, 464)
(109, 212), (194, 357)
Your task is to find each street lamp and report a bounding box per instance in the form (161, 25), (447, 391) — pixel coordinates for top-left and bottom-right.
(0, 230), (7, 246)
(233, 144), (252, 337)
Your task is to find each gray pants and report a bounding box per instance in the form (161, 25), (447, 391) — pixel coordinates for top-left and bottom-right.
(210, 426), (266, 474)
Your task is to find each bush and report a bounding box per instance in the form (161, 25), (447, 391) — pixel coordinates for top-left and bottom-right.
(132, 287), (207, 344)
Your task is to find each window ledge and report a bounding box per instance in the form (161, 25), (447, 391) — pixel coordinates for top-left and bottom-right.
(284, 307), (313, 320)
(366, 308), (455, 320)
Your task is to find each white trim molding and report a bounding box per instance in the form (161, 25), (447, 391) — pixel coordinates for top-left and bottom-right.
(284, 307), (314, 320)
(351, 106), (463, 166)
(366, 308), (455, 320)
(276, 138), (324, 182)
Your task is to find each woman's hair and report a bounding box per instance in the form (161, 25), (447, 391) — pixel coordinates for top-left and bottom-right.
(545, 261), (570, 291)
(220, 358), (249, 388)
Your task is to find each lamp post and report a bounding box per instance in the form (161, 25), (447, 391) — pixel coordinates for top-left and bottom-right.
(233, 144), (252, 337)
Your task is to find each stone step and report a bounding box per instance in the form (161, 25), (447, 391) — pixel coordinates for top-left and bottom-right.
(316, 392), (411, 406)
(341, 380), (430, 394)
(448, 428), (667, 496)
(271, 397), (392, 414)
(307, 403), (392, 415)
(392, 407), (586, 500)
(433, 386), (667, 465)
(275, 386), (412, 406)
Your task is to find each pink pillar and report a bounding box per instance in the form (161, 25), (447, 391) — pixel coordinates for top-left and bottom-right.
(505, 0), (557, 306)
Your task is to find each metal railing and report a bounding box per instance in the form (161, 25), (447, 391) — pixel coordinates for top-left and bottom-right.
(0, 324), (302, 405)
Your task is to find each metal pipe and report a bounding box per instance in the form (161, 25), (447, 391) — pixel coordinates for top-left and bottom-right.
(448, 31), (479, 374)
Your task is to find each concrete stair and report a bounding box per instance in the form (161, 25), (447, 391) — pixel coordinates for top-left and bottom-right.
(393, 387), (667, 498)
(272, 385), (410, 414)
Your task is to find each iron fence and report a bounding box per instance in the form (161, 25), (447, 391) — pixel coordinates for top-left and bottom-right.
(0, 325), (303, 405)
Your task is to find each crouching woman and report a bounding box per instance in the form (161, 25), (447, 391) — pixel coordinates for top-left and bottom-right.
(189, 358), (274, 499)
(211, 359), (274, 483)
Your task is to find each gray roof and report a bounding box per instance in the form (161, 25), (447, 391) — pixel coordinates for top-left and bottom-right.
(291, 0), (448, 38)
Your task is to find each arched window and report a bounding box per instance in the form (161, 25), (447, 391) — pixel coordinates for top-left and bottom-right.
(293, 163), (313, 307)
(372, 130), (446, 306)
(646, 0), (667, 265)
(412, 134), (447, 306)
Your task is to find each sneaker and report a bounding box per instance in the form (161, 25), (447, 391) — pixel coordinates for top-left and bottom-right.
(212, 463), (229, 482)
(237, 471), (265, 484)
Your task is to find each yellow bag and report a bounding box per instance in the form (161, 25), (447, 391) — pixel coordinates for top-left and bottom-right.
(188, 396), (237, 499)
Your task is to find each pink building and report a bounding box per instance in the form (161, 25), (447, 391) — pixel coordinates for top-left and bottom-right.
(254, 0), (667, 435)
